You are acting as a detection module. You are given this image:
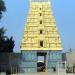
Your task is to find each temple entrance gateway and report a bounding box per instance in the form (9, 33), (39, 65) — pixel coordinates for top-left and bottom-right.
(37, 52), (47, 72)
(20, 0), (63, 73)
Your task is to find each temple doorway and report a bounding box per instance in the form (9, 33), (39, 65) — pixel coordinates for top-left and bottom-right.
(37, 52), (47, 72)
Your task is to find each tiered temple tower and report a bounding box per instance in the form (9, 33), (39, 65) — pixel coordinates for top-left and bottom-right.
(21, 0), (62, 50)
(20, 0), (63, 73)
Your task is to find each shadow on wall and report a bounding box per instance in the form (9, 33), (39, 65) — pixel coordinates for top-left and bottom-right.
(0, 53), (21, 75)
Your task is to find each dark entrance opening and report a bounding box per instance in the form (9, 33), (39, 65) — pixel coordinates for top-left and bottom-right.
(40, 41), (43, 47)
(53, 67), (56, 72)
(37, 52), (47, 72)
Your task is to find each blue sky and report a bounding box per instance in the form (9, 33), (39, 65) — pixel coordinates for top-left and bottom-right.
(0, 0), (75, 52)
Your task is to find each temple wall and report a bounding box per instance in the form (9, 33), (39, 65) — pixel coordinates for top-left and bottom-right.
(19, 51), (37, 73)
(19, 51), (64, 73)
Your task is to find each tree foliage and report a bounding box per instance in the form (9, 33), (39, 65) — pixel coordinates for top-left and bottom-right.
(0, 0), (6, 19)
(0, 27), (15, 52)
(0, 1), (15, 52)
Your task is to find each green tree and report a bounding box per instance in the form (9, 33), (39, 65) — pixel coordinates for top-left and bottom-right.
(0, 1), (15, 52)
(0, 27), (15, 52)
(0, 0), (6, 19)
